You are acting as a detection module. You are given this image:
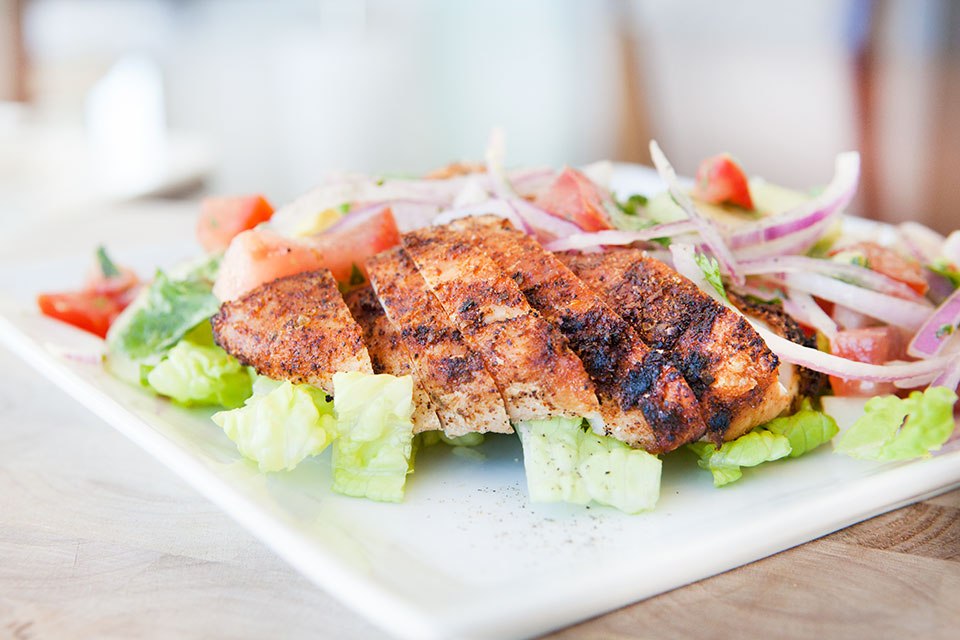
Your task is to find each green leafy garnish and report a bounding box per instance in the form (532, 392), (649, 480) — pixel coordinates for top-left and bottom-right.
(689, 431), (791, 487)
(146, 340), (253, 408)
(763, 399), (839, 458)
(349, 264), (366, 286)
(96, 246), (120, 277)
(332, 372), (416, 502)
(834, 387), (958, 461)
(338, 202), (351, 214)
(615, 193), (648, 216)
(516, 416), (661, 513)
(693, 252), (729, 302)
(212, 377), (337, 473)
(108, 270), (220, 361)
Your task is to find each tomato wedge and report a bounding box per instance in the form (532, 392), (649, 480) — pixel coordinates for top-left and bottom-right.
(830, 241), (928, 296)
(533, 168), (613, 232)
(37, 291), (124, 339)
(197, 195), (275, 253)
(828, 326), (905, 396)
(306, 206), (401, 283)
(691, 154), (754, 210)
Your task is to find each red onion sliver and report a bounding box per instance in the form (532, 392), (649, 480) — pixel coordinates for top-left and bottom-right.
(510, 199), (583, 241)
(783, 290), (837, 339)
(908, 287), (960, 358)
(899, 222), (945, 264)
(544, 220), (698, 252)
(739, 255), (923, 301)
(772, 272), (932, 332)
(728, 152), (860, 250)
(932, 357), (960, 391)
(749, 322), (950, 382)
(649, 141), (743, 284)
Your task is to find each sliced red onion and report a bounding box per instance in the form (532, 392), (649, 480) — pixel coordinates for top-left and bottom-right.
(931, 357), (960, 391)
(770, 272), (932, 332)
(749, 321), (950, 382)
(739, 255), (922, 301)
(783, 290), (837, 339)
(908, 287), (960, 358)
(733, 218), (835, 259)
(649, 141), (743, 283)
(831, 304), (877, 330)
(510, 199), (583, 241)
(324, 203), (390, 235)
(899, 222), (945, 264)
(544, 220), (698, 252)
(728, 151), (860, 250)
(432, 199), (529, 233)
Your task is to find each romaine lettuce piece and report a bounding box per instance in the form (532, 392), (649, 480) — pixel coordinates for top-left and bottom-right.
(331, 372), (416, 503)
(689, 430), (791, 487)
(211, 378), (336, 472)
(763, 399), (839, 458)
(834, 386), (957, 461)
(516, 417), (661, 514)
(146, 340), (252, 408)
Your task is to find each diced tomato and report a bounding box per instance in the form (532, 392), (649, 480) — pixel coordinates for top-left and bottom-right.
(828, 326), (905, 396)
(197, 195), (275, 253)
(305, 206), (401, 283)
(691, 154), (754, 210)
(213, 229), (328, 301)
(37, 291), (124, 339)
(830, 241), (928, 296)
(533, 167), (613, 232)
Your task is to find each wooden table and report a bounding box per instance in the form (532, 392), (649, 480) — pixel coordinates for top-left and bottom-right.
(2, 207), (959, 639)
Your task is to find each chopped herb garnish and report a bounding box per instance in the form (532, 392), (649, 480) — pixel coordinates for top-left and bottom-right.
(693, 252), (729, 302)
(615, 193), (648, 217)
(929, 260), (960, 290)
(338, 202), (351, 214)
(349, 264), (366, 286)
(96, 246), (121, 277)
(937, 324), (954, 339)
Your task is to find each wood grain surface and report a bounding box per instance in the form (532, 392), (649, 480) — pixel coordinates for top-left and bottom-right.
(2, 208), (959, 639)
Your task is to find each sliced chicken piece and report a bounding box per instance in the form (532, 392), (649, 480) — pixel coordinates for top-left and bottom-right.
(727, 291), (827, 410)
(365, 247), (511, 436)
(211, 269), (372, 394)
(560, 248), (789, 442)
(401, 225), (601, 425)
(344, 286), (443, 434)
(452, 215), (705, 453)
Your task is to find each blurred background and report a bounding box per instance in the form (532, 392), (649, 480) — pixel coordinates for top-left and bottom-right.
(0, 0), (958, 231)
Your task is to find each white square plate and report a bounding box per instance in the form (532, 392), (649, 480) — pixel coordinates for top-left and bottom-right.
(2, 166), (959, 640)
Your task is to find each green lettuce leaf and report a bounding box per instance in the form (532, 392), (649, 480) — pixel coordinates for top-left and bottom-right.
(834, 387), (957, 461)
(331, 372), (416, 503)
(146, 340), (252, 408)
(211, 377), (336, 472)
(107, 269), (220, 361)
(689, 430), (791, 487)
(764, 399), (839, 458)
(516, 417), (661, 513)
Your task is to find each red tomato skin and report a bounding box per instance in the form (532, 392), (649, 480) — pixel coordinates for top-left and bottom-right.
(533, 168), (613, 232)
(306, 207), (401, 282)
(691, 154), (754, 210)
(828, 326), (905, 396)
(197, 195), (275, 253)
(37, 292), (123, 338)
(830, 241), (928, 296)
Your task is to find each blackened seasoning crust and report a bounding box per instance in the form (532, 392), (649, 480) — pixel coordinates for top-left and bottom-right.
(344, 286), (442, 433)
(561, 248), (791, 443)
(402, 224), (602, 426)
(366, 247), (511, 436)
(211, 269), (372, 395)
(453, 215), (706, 453)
